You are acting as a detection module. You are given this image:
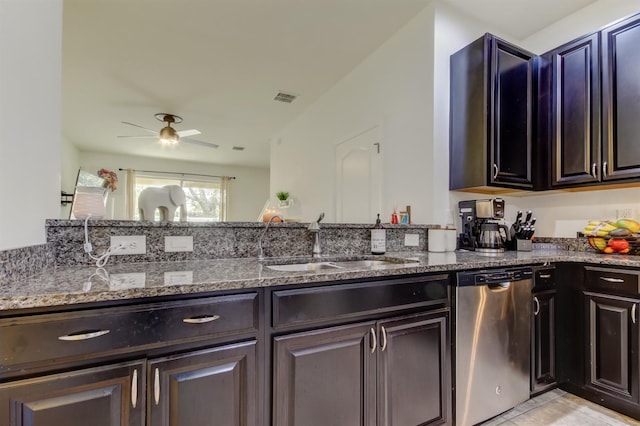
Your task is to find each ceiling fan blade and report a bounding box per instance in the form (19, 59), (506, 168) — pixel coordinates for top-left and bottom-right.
(182, 138), (219, 149)
(117, 135), (156, 139)
(177, 129), (201, 138)
(121, 121), (158, 134)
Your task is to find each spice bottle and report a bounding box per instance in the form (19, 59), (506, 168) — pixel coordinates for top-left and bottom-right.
(371, 213), (386, 255)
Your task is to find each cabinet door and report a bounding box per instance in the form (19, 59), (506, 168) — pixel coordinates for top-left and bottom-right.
(532, 290), (557, 393)
(548, 34), (600, 187)
(489, 38), (535, 188)
(377, 310), (449, 426)
(602, 15), (640, 181)
(148, 340), (257, 426)
(0, 360), (144, 426)
(584, 292), (639, 403)
(272, 322), (376, 426)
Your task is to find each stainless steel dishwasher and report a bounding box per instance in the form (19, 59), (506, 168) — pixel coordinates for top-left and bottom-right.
(453, 267), (533, 426)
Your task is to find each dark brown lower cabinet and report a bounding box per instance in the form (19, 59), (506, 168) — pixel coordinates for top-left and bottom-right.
(584, 292), (639, 404)
(148, 340), (257, 426)
(532, 289), (556, 394)
(272, 310), (449, 426)
(0, 360), (145, 426)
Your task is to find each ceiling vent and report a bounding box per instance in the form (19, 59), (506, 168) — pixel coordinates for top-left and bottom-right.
(274, 92), (297, 103)
(232, 146), (245, 151)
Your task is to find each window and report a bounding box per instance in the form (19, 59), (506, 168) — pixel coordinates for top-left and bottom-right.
(135, 173), (227, 222)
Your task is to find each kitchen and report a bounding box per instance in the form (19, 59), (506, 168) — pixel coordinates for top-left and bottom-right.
(4, 0), (640, 425)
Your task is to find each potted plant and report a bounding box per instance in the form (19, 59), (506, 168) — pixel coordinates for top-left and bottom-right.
(276, 191), (292, 208)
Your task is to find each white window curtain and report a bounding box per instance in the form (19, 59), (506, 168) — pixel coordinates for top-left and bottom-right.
(220, 176), (230, 221)
(125, 168), (136, 220)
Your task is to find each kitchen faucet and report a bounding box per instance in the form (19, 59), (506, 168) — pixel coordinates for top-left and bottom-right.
(308, 212), (324, 258)
(257, 214), (283, 260)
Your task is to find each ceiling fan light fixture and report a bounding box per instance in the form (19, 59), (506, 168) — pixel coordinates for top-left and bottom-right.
(159, 125), (179, 144)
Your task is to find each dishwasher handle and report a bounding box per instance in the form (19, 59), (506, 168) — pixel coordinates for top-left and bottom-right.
(488, 282), (511, 292)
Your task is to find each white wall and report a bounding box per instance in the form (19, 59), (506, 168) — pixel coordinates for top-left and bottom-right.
(78, 152), (269, 222)
(60, 136), (80, 219)
(0, 0), (62, 250)
(271, 1), (505, 225)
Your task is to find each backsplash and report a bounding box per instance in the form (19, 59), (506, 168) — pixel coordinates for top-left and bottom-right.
(46, 220), (434, 266)
(0, 244), (54, 283)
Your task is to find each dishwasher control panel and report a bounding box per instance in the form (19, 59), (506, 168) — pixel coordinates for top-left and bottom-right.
(457, 267), (533, 286)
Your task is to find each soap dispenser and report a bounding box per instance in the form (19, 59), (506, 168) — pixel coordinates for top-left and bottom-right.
(371, 213), (386, 255)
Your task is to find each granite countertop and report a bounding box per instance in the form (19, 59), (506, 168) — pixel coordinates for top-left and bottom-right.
(3, 249), (640, 311)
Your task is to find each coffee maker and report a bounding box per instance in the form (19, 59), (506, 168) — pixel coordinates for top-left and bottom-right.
(458, 198), (510, 254)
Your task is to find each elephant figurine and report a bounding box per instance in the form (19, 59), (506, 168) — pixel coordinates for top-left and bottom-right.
(138, 185), (187, 222)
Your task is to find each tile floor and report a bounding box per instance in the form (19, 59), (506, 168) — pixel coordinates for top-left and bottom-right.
(480, 389), (640, 425)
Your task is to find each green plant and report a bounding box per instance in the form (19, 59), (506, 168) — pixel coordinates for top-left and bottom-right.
(276, 191), (289, 201)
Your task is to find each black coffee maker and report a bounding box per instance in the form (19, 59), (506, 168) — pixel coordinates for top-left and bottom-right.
(458, 199), (510, 254)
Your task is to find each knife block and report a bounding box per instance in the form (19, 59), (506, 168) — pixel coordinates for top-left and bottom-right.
(516, 239), (532, 251)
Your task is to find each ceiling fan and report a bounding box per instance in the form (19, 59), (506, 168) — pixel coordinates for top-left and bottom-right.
(118, 113), (219, 149)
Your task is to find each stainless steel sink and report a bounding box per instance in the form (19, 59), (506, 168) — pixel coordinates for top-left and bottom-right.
(330, 259), (401, 268)
(265, 262), (342, 272)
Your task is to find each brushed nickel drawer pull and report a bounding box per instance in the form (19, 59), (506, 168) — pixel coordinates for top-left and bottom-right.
(633, 304), (637, 325)
(492, 163), (499, 179)
(599, 277), (625, 283)
(183, 315), (220, 324)
(380, 326), (388, 352)
(603, 161), (608, 178)
(154, 368), (160, 405)
(131, 369), (138, 408)
(370, 328), (377, 354)
(538, 274), (551, 279)
(591, 162), (597, 178)
(533, 297), (540, 316)
(58, 329), (110, 341)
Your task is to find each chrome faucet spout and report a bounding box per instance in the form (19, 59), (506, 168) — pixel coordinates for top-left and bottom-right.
(308, 212), (324, 258)
(258, 215), (283, 260)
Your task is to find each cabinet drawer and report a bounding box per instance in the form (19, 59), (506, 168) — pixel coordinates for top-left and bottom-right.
(272, 275), (449, 329)
(585, 266), (640, 295)
(533, 266), (555, 291)
(0, 293), (258, 374)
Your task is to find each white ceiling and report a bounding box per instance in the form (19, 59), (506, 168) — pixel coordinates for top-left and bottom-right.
(62, 0), (598, 168)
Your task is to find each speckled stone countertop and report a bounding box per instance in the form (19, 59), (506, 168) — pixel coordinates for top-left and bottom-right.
(4, 248), (640, 312)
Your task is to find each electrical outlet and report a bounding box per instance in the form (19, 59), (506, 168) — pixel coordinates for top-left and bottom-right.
(165, 236), (193, 252)
(616, 208), (635, 219)
(110, 236), (146, 255)
(164, 271), (193, 285)
(109, 273), (146, 289)
(404, 234), (420, 247)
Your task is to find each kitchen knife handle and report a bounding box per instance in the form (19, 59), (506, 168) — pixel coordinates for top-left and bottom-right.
(370, 328), (377, 353)
(591, 162), (597, 179)
(492, 163), (499, 179)
(533, 297), (540, 316)
(602, 162), (608, 178)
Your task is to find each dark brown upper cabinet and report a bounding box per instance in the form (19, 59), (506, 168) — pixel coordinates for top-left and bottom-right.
(450, 33), (537, 192)
(543, 33), (600, 187)
(544, 13), (640, 188)
(601, 14), (640, 181)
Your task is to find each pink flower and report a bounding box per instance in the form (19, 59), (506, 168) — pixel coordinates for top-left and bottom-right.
(97, 168), (118, 192)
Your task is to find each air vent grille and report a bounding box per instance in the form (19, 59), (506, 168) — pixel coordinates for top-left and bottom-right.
(232, 146), (245, 151)
(274, 92), (297, 103)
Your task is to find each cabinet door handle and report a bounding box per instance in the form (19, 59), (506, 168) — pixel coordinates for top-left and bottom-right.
(182, 315), (220, 324)
(633, 304), (637, 324)
(380, 326), (388, 352)
(539, 274), (551, 279)
(131, 369), (138, 408)
(492, 163), (499, 179)
(592, 162), (597, 178)
(154, 368), (160, 405)
(370, 327), (377, 353)
(533, 296), (540, 316)
(58, 329), (110, 341)
(599, 276), (625, 283)
(602, 162), (608, 178)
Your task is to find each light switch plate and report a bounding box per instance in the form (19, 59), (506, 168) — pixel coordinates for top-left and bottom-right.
(404, 234), (420, 246)
(165, 236), (193, 252)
